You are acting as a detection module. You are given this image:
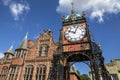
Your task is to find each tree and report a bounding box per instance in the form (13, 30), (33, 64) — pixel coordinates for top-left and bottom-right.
(80, 74), (91, 80)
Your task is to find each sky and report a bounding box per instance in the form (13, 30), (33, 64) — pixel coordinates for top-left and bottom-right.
(0, 0), (120, 75)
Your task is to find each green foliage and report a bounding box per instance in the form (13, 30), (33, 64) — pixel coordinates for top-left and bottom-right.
(80, 74), (91, 80)
(77, 70), (81, 76)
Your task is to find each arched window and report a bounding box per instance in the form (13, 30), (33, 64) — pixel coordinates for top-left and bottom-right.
(0, 66), (8, 80)
(36, 65), (46, 80)
(7, 66), (19, 80)
(24, 65), (34, 80)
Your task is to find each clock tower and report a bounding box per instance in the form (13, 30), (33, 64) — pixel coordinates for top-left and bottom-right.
(60, 12), (91, 54)
(48, 3), (112, 80)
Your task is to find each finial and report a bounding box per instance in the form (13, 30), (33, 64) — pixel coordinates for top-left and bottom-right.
(82, 11), (86, 17)
(71, 2), (75, 14)
(98, 42), (101, 50)
(25, 32), (28, 39)
(62, 16), (65, 21)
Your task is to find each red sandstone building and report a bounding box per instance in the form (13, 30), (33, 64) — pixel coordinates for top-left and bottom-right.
(0, 30), (80, 80)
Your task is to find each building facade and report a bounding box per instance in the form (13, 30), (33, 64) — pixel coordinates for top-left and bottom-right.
(70, 66), (80, 80)
(105, 59), (120, 80)
(0, 30), (80, 80)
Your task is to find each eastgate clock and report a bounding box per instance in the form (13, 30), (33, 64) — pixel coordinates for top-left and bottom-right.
(65, 25), (86, 42)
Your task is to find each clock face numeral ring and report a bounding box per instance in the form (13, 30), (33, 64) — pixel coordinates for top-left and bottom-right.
(65, 25), (86, 42)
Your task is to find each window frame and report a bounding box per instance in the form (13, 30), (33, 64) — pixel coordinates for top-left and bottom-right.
(24, 65), (34, 80)
(0, 66), (8, 80)
(7, 66), (19, 80)
(36, 65), (46, 80)
(38, 44), (49, 57)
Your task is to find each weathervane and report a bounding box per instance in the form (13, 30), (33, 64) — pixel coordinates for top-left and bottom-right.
(71, 2), (75, 15)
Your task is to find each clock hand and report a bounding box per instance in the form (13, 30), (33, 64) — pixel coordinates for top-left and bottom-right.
(74, 26), (78, 33)
(68, 30), (74, 33)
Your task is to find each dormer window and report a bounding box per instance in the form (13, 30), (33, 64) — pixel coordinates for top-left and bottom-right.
(45, 45), (49, 56)
(39, 44), (49, 56)
(39, 46), (42, 56)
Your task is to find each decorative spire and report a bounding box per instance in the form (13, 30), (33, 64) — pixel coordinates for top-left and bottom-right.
(18, 33), (28, 49)
(70, 65), (77, 73)
(7, 45), (13, 53)
(98, 42), (101, 50)
(82, 11), (86, 17)
(71, 2), (75, 15)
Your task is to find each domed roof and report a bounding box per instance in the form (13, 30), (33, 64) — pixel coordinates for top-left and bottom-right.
(65, 14), (81, 20)
(62, 13), (86, 26)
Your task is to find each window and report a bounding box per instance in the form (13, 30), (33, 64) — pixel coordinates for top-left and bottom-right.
(39, 46), (42, 56)
(36, 65), (46, 80)
(7, 66), (19, 80)
(48, 66), (52, 78)
(20, 50), (26, 58)
(118, 69), (120, 73)
(111, 74), (119, 80)
(15, 50), (26, 58)
(0, 66), (8, 80)
(16, 51), (20, 58)
(39, 45), (49, 56)
(44, 45), (49, 56)
(6, 55), (9, 59)
(8, 55), (12, 59)
(24, 65), (34, 80)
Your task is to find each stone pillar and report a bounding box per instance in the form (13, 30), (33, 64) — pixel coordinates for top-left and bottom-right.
(6, 67), (12, 80)
(13, 67), (17, 80)
(20, 50), (23, 58)
(32, 65), (36, 80)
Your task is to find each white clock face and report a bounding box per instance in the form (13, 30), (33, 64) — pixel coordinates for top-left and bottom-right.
(65, 25), (86, 42)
